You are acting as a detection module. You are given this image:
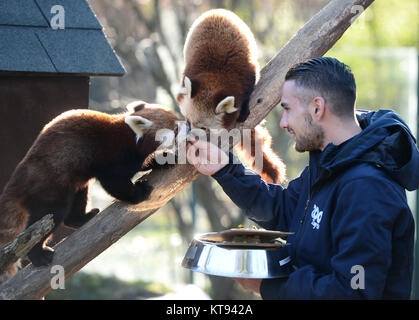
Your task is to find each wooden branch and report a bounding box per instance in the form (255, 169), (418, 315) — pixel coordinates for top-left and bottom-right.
(0, 165), (199, 300)
(0, 0), (374, 299)
(0, 203), (160, 300)
(0, 214), (54, 275)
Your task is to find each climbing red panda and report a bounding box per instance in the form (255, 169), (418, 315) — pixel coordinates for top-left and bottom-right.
(0, 101), (179, 283)
(177, 9), (286, 183)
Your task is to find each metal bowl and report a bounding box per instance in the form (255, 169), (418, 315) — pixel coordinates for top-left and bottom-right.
(181, 237), (293, 279)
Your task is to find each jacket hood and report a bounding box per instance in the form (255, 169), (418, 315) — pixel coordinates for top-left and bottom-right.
(314, 109), (419, 191)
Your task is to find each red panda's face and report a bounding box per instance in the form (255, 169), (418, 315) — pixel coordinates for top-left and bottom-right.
(124, 102), (180, 155)
(177, 75), (241, 131)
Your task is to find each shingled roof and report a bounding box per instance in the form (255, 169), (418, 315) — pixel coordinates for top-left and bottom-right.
(0, 0), (126, 76)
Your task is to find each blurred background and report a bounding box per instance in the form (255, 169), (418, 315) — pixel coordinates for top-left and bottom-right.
(46, 0), (418, 300)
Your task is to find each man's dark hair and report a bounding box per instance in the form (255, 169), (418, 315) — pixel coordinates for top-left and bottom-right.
(285, 57), (357, 118)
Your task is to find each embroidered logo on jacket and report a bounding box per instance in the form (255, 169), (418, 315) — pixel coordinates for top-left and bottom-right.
(311, 204), (323, 230)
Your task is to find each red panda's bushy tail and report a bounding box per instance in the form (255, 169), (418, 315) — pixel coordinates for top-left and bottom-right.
(236, 125), (286, 184)
(0, 195), (29, 284)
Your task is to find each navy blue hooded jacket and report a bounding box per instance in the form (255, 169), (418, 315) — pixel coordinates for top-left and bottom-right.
(212, 109), (418, 299)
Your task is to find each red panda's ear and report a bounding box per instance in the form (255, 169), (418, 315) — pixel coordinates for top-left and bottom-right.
(215, 96), (237, 114)
(125, 115), (153, 143)
(126, 100), (147, 113)
(181, 76), (200, 99)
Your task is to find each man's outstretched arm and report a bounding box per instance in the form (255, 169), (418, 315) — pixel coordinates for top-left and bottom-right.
(186, 139), (303, 231)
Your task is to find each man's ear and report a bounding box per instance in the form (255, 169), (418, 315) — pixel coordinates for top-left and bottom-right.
(311, 97), (326, 121)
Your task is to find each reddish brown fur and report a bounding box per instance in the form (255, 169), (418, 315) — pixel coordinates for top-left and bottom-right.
(0, 105), (179, 283)
(179, 9), (258, 127)
(178, 9), (286, 183)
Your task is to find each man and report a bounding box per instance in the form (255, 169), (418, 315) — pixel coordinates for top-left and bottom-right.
(186, 57), (419, 299)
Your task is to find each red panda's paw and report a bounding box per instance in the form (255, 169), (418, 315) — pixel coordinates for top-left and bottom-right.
(27, 245), (55, 267)
(64, 208), (100, 229)
(86, 208), (100, 217)
(130, 180), (154, 204)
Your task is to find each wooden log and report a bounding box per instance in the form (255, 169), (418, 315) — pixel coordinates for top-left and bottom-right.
(0, 0), (374, 299)
(0, 203), (156, 299)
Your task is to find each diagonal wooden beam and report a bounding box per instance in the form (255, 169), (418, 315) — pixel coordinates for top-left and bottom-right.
(0, 0), (374, 299)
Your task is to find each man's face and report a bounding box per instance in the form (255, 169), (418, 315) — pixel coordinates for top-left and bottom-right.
(279, 80), (325, 152)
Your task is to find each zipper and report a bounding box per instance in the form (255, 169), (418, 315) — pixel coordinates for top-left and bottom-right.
(300, 198), (311, 224)
(293, 166), (316, 264)
(293, 193), (312, 263)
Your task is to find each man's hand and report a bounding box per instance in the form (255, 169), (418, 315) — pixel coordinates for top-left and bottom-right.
(234, 278), (262, 294)
(186, 139), (229, 175)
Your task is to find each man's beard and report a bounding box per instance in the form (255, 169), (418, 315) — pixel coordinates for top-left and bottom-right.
(293, 112), (325, 152)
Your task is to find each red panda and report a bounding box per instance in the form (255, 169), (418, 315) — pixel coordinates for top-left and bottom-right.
(177, 9), (286, 183)
(0, 101), (179, 283)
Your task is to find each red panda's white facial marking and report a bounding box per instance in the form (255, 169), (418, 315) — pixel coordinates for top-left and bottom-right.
(179, 96), (225, 130)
